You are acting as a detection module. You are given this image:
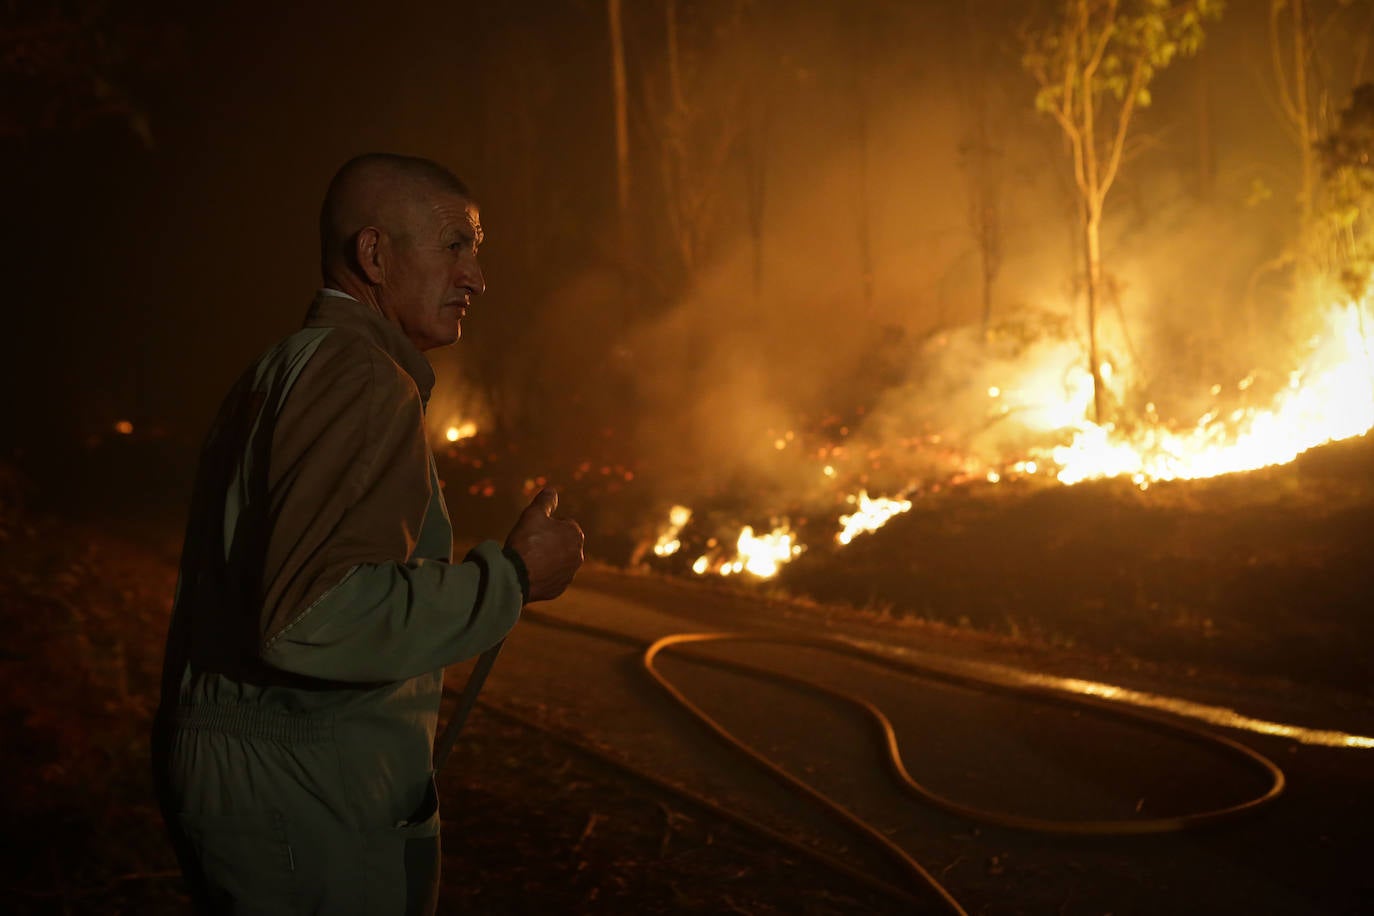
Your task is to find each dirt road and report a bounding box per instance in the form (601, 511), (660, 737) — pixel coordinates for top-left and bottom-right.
(6, 508), (1372, 914)
(453, 566), (1374, 915)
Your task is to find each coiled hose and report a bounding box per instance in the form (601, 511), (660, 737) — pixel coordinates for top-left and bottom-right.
(524, 609), (1286, 915)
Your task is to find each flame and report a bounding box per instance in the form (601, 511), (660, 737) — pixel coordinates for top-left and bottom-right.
(653, 505), (693, 557)
(1044, 303), (1374, 486)
(114, 420), (134, 435)
(692, 523), (803, 578)
(445, 420), (478, 443)
(836, 490), (913, 545)
(651, 299), (1373, 578)
(733, 524), (803, 577)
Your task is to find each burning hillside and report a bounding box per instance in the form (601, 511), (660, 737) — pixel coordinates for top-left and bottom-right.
(644, 294), (1374, 583)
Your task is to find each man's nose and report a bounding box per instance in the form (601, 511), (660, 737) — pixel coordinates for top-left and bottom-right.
(460, 261), (485, 297)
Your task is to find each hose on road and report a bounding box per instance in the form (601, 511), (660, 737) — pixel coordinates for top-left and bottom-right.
(523, 609), (1286, 915)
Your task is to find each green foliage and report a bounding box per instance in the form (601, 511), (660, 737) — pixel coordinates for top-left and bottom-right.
(1020, 0), (1225, 212)
(1316, 83), (1374, 302)
(1022, 0), (1222, 423)
(1023, 0), (1223, 132)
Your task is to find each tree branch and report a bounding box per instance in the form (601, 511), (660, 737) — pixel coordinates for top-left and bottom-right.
(1084, 0), (1119, 81)
(1270, 0), (1301, 128)
(1099, 55), (1145, 204)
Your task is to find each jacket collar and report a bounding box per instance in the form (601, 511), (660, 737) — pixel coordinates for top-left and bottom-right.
(303, 291), (436, 405)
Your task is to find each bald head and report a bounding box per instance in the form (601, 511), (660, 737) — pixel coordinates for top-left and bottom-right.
(319, 153), (472, 282)
(316, 153), (486, 352)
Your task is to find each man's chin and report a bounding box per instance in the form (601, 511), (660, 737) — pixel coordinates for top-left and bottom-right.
(415, 327), (460, 351)
(439, 314), (464, 342)
(441, 311), (464, 345)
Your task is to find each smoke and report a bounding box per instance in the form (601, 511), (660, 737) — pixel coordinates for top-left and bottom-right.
(608, 37), (1334, 530)
(426, 1), (1367, 555)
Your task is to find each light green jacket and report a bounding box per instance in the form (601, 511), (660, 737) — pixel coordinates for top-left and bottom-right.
(154, 293), (525, 912)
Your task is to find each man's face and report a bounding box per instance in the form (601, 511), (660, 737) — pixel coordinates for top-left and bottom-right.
(380, 190), (485, 352)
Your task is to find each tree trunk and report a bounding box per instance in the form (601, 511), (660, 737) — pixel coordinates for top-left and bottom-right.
(1083, 205), (1107, 424)
(964, 0), (999, 338)
(1292, 0), (1314, 224)
(855, 91), (874, 316)
(1196, 45), (1215, 202)
(743, 86), (767, 303)
(981, 239), (995, 335)
(607, 0), (631, 320)
(851, 8), (875, 316)
(662, 0), (694, 282)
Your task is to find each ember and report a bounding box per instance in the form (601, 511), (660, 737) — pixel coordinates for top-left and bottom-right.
(445, 421), (478, 443)
(653, 505), (692, 557)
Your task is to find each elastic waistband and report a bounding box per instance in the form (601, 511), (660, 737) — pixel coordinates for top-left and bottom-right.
(175, 704), (333, 744)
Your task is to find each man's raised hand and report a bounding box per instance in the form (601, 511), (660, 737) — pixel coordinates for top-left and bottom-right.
(504, 488), (584, 603)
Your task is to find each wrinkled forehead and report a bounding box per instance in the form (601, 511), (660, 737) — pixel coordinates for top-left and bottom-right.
(424, 191), (481, 239)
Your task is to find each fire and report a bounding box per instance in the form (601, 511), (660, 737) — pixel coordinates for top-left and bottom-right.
(836, 491), (913, 545)
(1042, 303), (1374, 486)
(646, 299), (1372, 580)
(445, 420), (478, 443)
(653, 505), (693, 557)
(691, 523), (803, 578)
(730, 524), (803, 577)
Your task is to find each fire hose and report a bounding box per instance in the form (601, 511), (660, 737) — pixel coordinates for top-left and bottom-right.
(433, 638), (506, 770)
(518, 608), (1287, 916)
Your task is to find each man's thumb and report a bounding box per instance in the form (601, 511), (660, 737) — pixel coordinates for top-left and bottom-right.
(535, 487), (559, 516)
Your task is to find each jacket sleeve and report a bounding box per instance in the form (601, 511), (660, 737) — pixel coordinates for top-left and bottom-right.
(254, 333), (523, 682)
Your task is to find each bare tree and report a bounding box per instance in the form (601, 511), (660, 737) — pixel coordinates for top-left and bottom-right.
(1195, 37), (1216, 200)
(650, 0), (750, 288)
(1268, 0), (1343, 225)
(1315, 82), (1374, 400)
(608, 0), (633, 322)
(739, 14), (774, 304)
(850, 11), (877, 317)
(1266, 0), (1374, 294)
(1022, 0), (1222, 422)
(1317, 82), (1374, 304)
(958, 0), (1005, 338)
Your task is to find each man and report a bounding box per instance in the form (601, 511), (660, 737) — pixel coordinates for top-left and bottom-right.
(152, 153), (584, 915)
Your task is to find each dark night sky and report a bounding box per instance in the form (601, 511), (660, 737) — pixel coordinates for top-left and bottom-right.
(4, 1), (1367, 507)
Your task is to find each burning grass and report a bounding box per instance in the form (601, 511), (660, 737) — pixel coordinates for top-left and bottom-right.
(772, 433), (1374, 695)
(426, 414), (1374, 696)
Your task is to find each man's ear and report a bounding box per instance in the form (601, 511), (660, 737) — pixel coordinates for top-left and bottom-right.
(354, 226), (385, 285)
